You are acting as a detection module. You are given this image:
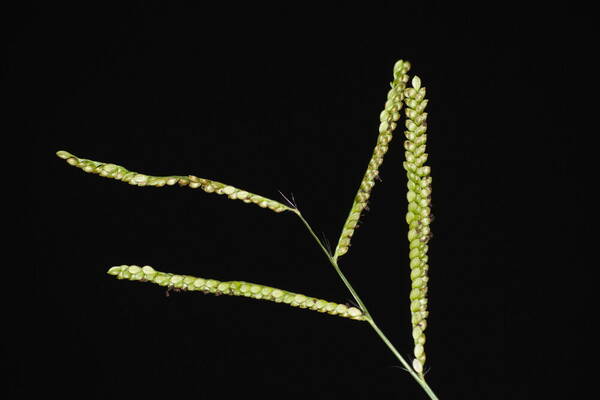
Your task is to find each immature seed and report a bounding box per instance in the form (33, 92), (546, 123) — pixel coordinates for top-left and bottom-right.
(412, 359), (423, 374)
(193, 278), (206, 288)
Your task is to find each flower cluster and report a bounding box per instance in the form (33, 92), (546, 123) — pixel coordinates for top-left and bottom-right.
(107, 265), (365, 320)
(334, 60), (411, 259)
(402, 76), (432, 375)
(56, 151), (291, 213)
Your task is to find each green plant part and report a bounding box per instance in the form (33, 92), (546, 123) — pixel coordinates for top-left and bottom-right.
(107, 265), (366, 321)
(333, 60), (411, 260)
(402, 75), (432, 376)
(55, 150), (292, 213)
(57, 60), (441, 400)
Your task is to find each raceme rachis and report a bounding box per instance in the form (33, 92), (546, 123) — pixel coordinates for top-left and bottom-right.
(57, 60), (439, 399)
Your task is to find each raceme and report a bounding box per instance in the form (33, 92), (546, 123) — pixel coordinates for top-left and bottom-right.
(107, 265), (365, 321)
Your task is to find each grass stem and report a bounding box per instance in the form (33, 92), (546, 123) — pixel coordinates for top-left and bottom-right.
(294, 210), (439, 400)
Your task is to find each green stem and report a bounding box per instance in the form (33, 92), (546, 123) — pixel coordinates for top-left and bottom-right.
(293, 210), (333, 261)
(367, 319), (439, 399)
(294, 210), (439, 400)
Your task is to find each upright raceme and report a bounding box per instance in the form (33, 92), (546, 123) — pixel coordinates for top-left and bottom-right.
(334, 60), (411, 260)
(402, 76), (432, 376)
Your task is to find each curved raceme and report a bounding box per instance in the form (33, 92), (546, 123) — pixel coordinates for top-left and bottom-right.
(107, 265), (366, 321)
(56, 151), (292, 213)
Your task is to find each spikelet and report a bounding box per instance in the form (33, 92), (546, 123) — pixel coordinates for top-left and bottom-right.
(107, 265), (366, 321)
(333, 60), (411, 260)
(402, 75), (431, 375)
(56, 151), (292, 213)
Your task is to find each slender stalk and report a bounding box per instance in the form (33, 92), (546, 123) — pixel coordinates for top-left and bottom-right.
(293, 210), (369, 314)
(367, 319), (438, 399)
(293, 210), (333, 261)
(293, 210), (439, 400)
(329, 259), (369, 316)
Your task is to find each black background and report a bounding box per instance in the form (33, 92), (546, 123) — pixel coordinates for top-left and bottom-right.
(9, 2), (589, 399)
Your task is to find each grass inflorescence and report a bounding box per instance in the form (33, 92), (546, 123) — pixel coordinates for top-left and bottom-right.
(333, 60), (411, 260)
(107, 265), (365, 321)
(56, 150), (292, 213)
(402, 76), (432, 375)
(57, 60), (439, 400)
